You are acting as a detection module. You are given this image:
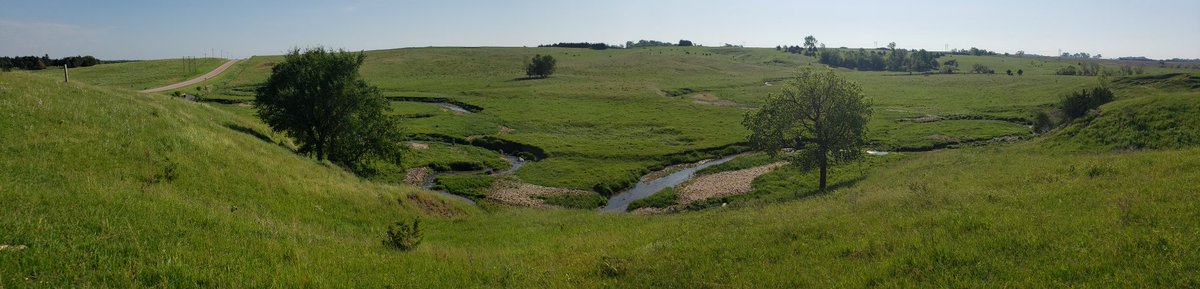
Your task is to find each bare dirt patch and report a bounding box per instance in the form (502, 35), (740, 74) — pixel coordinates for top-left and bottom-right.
(691, 93), (738, 107)
(404, 167), (432, 186)
(405, 194), (465, 218)
(677, 162), (787, 205)
(408, 142), (429, 150)
(485, 178), (593, 207)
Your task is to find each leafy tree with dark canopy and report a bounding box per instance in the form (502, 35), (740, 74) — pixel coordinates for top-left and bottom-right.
(803, 35), (818, 56)
(526, 54), (556, 79)
(255, 47), (405, 175)
(743, 69), (872, 191)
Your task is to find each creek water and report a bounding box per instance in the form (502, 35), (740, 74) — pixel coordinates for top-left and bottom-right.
(434, 102), (472, 114)
(601, 154), (741, 212)
(419, 154), (527, 205)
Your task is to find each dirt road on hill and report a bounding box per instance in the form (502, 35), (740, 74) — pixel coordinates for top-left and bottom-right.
(141, 59), (239, 93)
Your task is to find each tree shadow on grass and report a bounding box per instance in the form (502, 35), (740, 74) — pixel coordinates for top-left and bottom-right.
(223, 123), (279, 145)
(508, 76), (548, 82)
(794, 175), (868, 199)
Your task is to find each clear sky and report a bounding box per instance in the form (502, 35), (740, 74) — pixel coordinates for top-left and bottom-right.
(2, 0), (1197, 60)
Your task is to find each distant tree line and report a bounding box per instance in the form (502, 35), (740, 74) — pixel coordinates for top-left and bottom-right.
(620, 39), (699, 48)
(1060, 52), (1100, 59)
(1057, 62), (1146, 76)
(0, 54), (102, 71)
(776, 35), (821, 56)
(538, 39), (697, 50)
(537, 42), (618, 50)
(1117, 56), (1153, 61)
(948, 47), (997, 56)
(815, 43), (942, 73)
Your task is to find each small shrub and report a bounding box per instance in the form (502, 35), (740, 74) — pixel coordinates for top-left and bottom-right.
(1032, 111), (1056, 133)
(384, 219), (423, 251)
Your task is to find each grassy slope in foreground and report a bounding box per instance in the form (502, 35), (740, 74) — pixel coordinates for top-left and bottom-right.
(0, 73), (473, 287)
(31, 58), (227, 91)
(2, 71), (1198, 287)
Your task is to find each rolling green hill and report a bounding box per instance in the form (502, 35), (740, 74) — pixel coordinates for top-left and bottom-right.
(3, 49), (1197, 287)
(193, 47), (1157, 193)
(31, 58), (226, 91)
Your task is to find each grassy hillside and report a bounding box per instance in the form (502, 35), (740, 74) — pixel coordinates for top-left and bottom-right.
(3, 71), (1197, 287)
(31, 58), (226, 91)
(0, 73), (471, 287)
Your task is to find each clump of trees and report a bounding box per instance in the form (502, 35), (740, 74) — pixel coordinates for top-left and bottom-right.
(971, 64), (995, 74)
(743, 69), (872, 191)
(0, 54), (102, 70)
(538, 42), (617, 50)
(526, 54), (556, 78)
(1062, 86), (1115, 120)
(814, 43), (940, 73)
(778, 35), (820, 55)
(255, 47), (405, 175)
(948, 47), (997, 56)
(1060, 52), (1099, 59)
(625, 40), (675, 48)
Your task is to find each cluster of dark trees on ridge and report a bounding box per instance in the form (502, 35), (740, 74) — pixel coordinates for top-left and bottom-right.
(537, 39), (696, 50)
(0, 54), (105, 71)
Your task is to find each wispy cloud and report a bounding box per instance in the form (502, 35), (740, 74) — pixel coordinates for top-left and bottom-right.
(0, 19), (99, 56)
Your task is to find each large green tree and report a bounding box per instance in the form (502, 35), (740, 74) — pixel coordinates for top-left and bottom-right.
(803, 35), (818, 56)
(255, 47), (404, 174)
(743, 69), (872, 191)
(525, 54), (556, 79)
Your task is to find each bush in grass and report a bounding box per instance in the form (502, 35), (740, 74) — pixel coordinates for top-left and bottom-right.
(1032, 111), (1056, 134)
(628, 187), (678, 210)
(384, 219), (422, 251)
(525, 54), (556, 79)
(1062, 86), (1114, 120)
(972, 64), (995, 74)
(539, 193), (607, 209)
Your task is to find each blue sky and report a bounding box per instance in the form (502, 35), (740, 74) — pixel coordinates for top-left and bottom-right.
(1, 0), (1197, 60)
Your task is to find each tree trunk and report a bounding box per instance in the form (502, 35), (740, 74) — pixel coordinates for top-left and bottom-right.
(819, 159), (828, 191)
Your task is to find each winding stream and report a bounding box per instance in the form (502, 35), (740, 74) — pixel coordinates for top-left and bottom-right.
(601, 155), (742, 212)
(419, 154), (527, 204)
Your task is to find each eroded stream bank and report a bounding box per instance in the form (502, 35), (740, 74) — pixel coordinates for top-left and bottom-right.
(601, 154), (743, 212)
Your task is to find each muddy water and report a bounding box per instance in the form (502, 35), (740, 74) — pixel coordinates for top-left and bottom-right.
(601, 155), (741, 212)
